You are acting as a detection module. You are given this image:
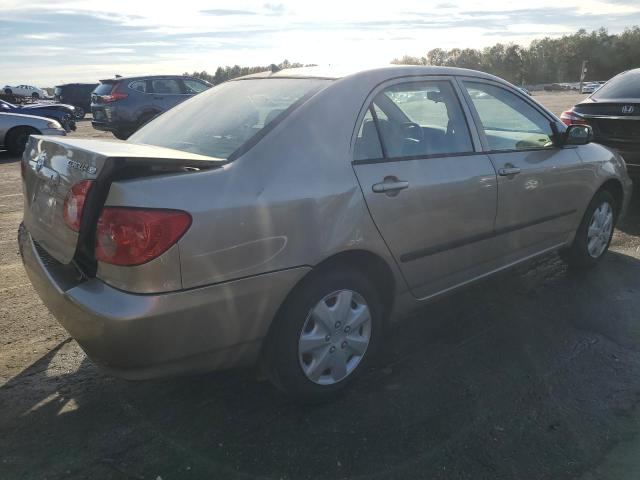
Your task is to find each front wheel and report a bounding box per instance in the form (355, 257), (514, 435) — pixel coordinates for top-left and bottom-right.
(264, 268), (384, 403)
(31, 92), (39, 99)
(561, 190), (616, 268)
(4, 88), (12, 95)
(73, 107), (85, 119)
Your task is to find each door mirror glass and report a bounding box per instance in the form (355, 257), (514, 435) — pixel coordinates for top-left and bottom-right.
(564, 124), (593, 145)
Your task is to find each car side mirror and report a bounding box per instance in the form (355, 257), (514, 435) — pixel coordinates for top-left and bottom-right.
(564, 124), (593, 146)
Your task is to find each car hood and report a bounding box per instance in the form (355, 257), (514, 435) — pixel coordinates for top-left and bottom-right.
(19, 103), (75, 113)
(0, 112), (52, 124)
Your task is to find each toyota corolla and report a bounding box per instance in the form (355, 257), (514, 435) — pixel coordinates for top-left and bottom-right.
(19, 66), (632, 402)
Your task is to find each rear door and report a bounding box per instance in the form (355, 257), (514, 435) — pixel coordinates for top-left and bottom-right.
(459, 79), (591, 257)
(149, 78), (185, 110)
(352, 77), (498, 299)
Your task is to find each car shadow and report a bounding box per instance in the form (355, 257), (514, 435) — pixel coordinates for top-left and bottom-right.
(3, 252), (640, 479)
(0, 150), (20, 164)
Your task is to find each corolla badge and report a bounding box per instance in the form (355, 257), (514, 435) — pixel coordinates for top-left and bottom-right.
(622, 105), (635, 114)
(67, 159), (97, 175)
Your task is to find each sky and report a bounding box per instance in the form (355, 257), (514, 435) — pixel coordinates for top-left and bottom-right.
(2, 0), (640, 86)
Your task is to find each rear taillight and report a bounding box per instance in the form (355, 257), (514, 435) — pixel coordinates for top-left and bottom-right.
(560, 109), (588, 126)
(99, 83), (128, 103)
(95, 207), (191, 266)
(63, 180), (94, 232)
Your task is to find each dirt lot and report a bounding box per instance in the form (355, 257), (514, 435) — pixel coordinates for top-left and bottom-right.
(3, 92), (640, 479)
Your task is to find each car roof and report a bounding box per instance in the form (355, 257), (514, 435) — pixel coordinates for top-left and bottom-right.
(236, 64), (504, 83)
(99, 75), (201, 83)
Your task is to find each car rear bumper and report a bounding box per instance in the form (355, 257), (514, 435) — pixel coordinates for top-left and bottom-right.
(90, 120), (118, 133)
(18, 225), (309, 379)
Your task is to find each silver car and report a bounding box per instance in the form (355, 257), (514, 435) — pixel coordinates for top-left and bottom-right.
(18, 66), (632, 402)
(1, 112), (65, 154)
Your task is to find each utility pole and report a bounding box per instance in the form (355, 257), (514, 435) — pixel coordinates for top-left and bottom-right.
(579, 60), (588, 93)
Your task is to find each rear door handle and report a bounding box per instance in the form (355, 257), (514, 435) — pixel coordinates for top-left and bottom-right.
(498, 167), (521, 176)
(372, 180), (409, 193)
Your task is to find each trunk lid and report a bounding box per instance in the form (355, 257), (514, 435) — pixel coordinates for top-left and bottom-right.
(22, 136), (223, 265)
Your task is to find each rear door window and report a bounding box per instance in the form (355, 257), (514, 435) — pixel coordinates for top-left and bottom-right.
(129, 80), (147, 93)
(151, 79), (182, 95)
(182, 79), (209, 94)
(366, 80), (473, 159)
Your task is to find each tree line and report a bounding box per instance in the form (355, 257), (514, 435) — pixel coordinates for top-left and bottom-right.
(184, 60), (313, 85)
(186, 27), (640, 86)
(392, 27), (640, 85)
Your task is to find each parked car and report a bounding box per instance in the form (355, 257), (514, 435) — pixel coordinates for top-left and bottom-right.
(19, 66), (632, 402)
(562, 68), (640, 178)
(0, 99), (76, 132)
(581, 82), (601, 94)
(54, 83), (98, 119)
(3, 84), (49, 99)
(91, 75), (212, 139)
(1, 112), (65, 154)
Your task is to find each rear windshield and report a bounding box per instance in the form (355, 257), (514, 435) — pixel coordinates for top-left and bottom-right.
(94, 82), (115, 95)
(129, 78), (331, 159)
(591, 70), (640, 100)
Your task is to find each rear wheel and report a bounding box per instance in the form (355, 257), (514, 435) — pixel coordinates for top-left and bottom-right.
(112, 129), (132, 140)
(73, 107), (85, 119)
(6, 127), (38, 155)
(561, 189), (616, 268)
(264, 268), (383, 403)
(31, 92), (39, 99)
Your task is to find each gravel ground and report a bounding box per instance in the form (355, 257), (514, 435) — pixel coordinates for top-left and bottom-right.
(2, 95), (640, 479)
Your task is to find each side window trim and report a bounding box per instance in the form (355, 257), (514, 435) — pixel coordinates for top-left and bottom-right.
(455, 77), (559, 153)
(369, 104), (388, 159)
(351, 75), (482, 165)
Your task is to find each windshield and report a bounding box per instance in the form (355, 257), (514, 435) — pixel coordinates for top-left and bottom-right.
(129, 78), (331, 159)
(591, 69), (640, 100)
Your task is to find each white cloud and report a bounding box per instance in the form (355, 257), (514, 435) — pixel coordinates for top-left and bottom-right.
(1, 0), (639, 85)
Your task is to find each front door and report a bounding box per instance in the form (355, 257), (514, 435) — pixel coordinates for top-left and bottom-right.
(459, 80), (592, 257)
(352, 78), (498, 299)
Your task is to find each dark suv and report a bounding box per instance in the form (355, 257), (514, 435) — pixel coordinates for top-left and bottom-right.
(54, 83), (98, 119)
(91, 75), (211, 139)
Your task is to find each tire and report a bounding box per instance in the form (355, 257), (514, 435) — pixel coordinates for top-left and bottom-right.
(112, 130), (131, 140)
(561, 189), (617, 268)
(6, 127), (38, 155)
(73, 107), (85, 119)
(4, 89), (12, 95)
(31, 92), (39, 99)
(136, 112), (157, 131)
(264, 267), (384, 403)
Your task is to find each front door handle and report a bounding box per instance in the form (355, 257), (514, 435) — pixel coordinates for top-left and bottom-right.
(372, 180), (409, 193)
(498, 167), (521, 176)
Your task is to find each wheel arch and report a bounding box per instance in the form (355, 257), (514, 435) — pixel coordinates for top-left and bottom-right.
(264, 249), (397, 346)
(598, 178), (624, 216)
(5, 124), (40, 142)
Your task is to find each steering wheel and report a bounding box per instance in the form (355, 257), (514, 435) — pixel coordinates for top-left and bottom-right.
(401, 122), (424, 143)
